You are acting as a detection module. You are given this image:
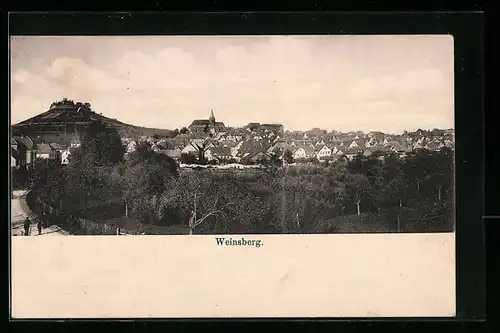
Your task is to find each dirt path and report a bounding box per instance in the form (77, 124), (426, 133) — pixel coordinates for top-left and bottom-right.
(11, 190), (69, 237)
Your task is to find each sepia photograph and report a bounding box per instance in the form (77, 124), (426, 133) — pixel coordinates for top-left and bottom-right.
(10, 33), (457, 319)
(10, 35), (454, 237)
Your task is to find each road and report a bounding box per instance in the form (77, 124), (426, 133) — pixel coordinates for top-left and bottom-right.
(11, 190), (69, 236)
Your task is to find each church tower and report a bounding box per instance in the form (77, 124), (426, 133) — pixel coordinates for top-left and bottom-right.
(209, 109), (216, 126)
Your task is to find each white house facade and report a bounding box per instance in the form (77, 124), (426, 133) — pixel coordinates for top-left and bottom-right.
(316, 145), (332, 160)
(61, 150), (71, 164)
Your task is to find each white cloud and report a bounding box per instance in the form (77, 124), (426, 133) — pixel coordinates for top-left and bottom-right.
(347, 69), (448, 102)
(45, 57), (124, 92)
(10, 36), (454, 133)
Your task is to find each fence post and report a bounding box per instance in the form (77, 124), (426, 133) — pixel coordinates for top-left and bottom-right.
(397, 213), (400, 233)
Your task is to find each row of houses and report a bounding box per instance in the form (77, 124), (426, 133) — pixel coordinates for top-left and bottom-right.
(124, 133), (454, 166)
(283, 135), (453, 161)
(11, 136), (72, 168)
(125, 137), (271, 164)
(11, 128), (454, 169)
(285, 128), (454, 143)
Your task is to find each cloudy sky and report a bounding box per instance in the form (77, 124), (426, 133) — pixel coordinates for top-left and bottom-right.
(10, 35), (454, 133)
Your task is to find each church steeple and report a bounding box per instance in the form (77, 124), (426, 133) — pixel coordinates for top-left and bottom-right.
(209, 109), (215, 125)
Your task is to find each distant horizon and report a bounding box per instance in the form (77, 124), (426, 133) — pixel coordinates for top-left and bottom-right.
(11, 101), (453, 136)
(11, 35), (454, 133)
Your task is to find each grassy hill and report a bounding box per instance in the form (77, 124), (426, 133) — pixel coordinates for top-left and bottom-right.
(93, 114), (175, 138)
(11, 99), (175, 141)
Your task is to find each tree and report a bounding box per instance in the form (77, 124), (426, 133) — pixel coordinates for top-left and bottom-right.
(121, 143), (179, 224)
(11, 165), (29, 190)
(187, 188), (233, 235)
(432, 147), (453, 201)
(179, 127), (189, 134)
(190, 140), (209, 165)
(180, 153), (197, 164)
(28, 158), (66, 216)
(267, 152), (282, 168)
(283, 149), (294, 164)
(403, 149), (434, 193)
(158, 173), (236, 234)
(77, 120), (125, 167)
(344, 173), (372, 215)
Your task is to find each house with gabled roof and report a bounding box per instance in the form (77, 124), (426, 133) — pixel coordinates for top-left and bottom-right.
(315, 138), (325, 146)
(315, 145), (332, 160)
(214, 132), (227, 141)
(425, 142), (441, 151)
(182, 139), (206, 155)
(413, 142), (425, 150)
(363, 145), (393, 160)
(205, 146), (232, 161)
(236, 139), (267, 158)
(333, 148), (344, 156)
(267, 141), (289, 154)
(345, 146), (364, 160)
(12, 136), (37, 168)
(292, 145), (315, 159)
(387, 141), (409, 156)
(241, 151), (270, 164)
(348, 140), (366, 151)
(330, 145), (339, 156)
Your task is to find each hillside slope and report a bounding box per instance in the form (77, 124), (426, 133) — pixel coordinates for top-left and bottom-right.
(12, 99), (174, 140)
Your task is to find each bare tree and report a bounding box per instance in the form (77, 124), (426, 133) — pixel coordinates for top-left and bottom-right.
(190, 139), (211, 164)
(188, 188), (233, 235)
(345, 173), (372, 215)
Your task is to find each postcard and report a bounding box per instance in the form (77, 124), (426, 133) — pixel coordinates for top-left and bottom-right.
(10, 35), (455, 318)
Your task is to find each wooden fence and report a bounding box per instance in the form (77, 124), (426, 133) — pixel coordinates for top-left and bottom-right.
(26, 190), (171, 235)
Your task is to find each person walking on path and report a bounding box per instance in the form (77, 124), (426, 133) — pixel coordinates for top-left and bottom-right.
(23, 217), (31, 236)
(37, 219), (43, 235)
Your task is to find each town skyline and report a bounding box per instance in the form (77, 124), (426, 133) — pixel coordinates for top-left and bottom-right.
(11, 100), (453, 136)
(11, 35), (454, 133)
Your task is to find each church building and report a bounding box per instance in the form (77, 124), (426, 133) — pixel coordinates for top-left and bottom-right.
(188, 110), (226, 134)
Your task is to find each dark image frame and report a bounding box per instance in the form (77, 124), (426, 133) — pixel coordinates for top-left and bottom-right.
(6, 11), (485, 327)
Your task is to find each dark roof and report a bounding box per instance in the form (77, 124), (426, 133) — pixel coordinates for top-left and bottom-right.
(261, 123), (283, 128)
(389, 142), (406, 152)
(372, 145), (392, 152)
(237, 139), (267, 156)
(208, 146), (231, 156)
(242, 151), (269, 161)
(190, 120), (211, 126)
(12, 136), (35, 150)
(50, 142), (63, 150)
(11, 146), (20, 160)
(189, 120), (226, 127)
(346, 146), (363, 154)
(37, 143), (55, 154)
(314, 144), (330, 153)
(293, 145), (315, 155)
